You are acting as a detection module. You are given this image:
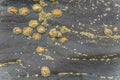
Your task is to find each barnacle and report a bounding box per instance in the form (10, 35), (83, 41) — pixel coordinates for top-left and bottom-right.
(32, 33), (41, 40)
(32, 4), (43, 12)
(38, 10), (47, 21)
(104, 28), (112, 37)
(13, 27), (22, 35)
(52, 9), (62, 18)
(113, 27), (118, 32)
(46, 13), (52, 20)
(7, 6), (18, 14)
(19, 7), (30, 16)
(28, 20), (39, 28)
(41, 66), (50, 77)
(60, 37), (68, 44)
(60, 26), (71, 34)
(48, 28), (62, 38)
(39, 0), (48, 7)
(48, 28), (58, 38)
(23, 27), (33, 37)
(37, 26), (46, 34)
(36, 46), (45, 54)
